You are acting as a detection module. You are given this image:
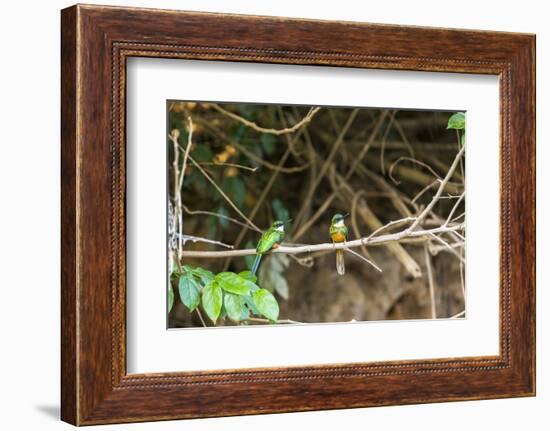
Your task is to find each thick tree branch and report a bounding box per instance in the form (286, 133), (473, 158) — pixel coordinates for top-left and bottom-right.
(179, 224), (463, 258)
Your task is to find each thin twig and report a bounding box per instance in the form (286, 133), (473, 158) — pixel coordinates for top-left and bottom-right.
(177, 234), (234, 249)
(178, 117), (194, 192)
(330, 168), (422, 278)
(389, 156), (442, 184)
(412, 180), (439, 204)
(366, 216), (416, 241)
(379, 110), (397, 175)
(350, 190), (371, 259)
(291, 109), (359, 235)
(428, 233), (466, 264)
(223, 146), (293, 270)
(292, 110), (388, 240)
(344, 247), (383, 272)
(182, 204), (262, 233)
(429, 241), (463, 255)
(450, 310), (465, 319)
(424, 243), (437, 319)
(451, 211), (466, 223)
(194, 118), (311, 174)
(212, 104), (321, 135)
(199, 162), (258, 172)
(408, 145), (465, 232)
(244, 317), (305, 324)
(445, 192), (465, 225)
(392, 115), (416, 158)
(195, 308), (207, 327)
(172, 144), (261, 232)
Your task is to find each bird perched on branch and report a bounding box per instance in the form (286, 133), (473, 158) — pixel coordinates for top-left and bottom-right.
(329, 213), (349, 275)
(251, 220), (286, 275)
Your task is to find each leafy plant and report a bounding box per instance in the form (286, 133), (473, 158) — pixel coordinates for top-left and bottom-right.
(168, 285), (175, 312)
(447, 112), (465, 131)
(170, 265), (280, 324)
(447, 112), (466, 146)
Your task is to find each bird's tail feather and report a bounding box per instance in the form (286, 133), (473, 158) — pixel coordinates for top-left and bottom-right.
(251, 254), (262, 275)
(336, 250), (345, 275)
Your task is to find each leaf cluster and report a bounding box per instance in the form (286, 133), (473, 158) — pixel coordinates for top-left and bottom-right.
(169, 265), (279, 324)
(447, 112), (466, 146)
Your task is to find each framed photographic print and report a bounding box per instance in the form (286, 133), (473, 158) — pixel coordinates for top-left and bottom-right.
(61, 4), (535, 425)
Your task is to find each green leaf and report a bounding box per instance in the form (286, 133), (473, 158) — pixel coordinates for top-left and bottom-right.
(239, 305), (251, 321)
(191, 267), (215, 285)
(168, 286), (175, 312)
(215, 272), (254, 295)
(202, 281), (223, 323)
(224, 293), (245, 322)
(178, 273), (200, 311)
(243, 295), (260, 315)
(253, 289), (279, 321)
(219, 302), (227, 320)
(238, 270), (257, 283)
(260, 134), (277, 156)
(447, 112), (466, 130)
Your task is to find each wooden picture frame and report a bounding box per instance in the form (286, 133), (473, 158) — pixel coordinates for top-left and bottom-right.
(61, 4), (535, 425)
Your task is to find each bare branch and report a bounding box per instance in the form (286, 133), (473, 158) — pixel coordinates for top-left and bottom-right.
(177, 234), (234, 249)
(444, 192), (465, 226)
(199, 162), (258, 172)
(424, 244), (437, 319)
(180, 151), (261, 232)
(291, 109), (360, 236)
(182, 204), (262, 233)
(343, 247), (383, 272)
(408, 145), (466, 232)
(179, 224), (464, 258)
(245, 317), (305, 325)
(389, 156), (442, 184)
(428, 233), (465, 264)
(411, 180), (439, 204)
(292, 110), (388, 240)
(222, 146), (293, 271)
(194, 118), (311, 174)
(211, 104), (321, 135)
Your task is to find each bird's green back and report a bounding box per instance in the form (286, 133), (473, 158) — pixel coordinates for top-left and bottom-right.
(256, 227), (285, 254)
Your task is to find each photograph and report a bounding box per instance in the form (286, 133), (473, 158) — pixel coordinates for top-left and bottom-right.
(167, 101), (466, 328)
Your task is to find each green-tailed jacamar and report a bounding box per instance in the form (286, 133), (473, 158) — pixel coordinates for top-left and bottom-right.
(329, 213), (348, 275)
(251, 220), (286, 275)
